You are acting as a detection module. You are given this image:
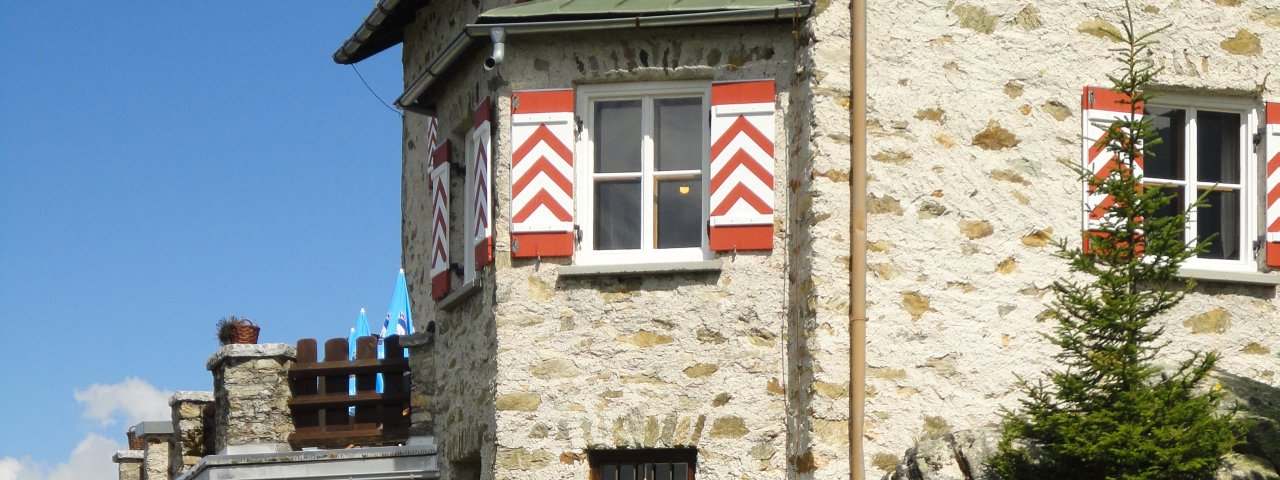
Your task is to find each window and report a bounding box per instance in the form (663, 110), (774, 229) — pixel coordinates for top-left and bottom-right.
(575, 81), (711, 265)
(589, 449), (696, 480)
(1143, 94), (1260, 272)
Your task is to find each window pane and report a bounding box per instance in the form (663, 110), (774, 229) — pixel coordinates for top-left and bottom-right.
(595, 100), (643, 173)
(654, 463), (672, 480)
(1196, 111), (1241, 184)
(656, 178), (702, 249)
(595, 180), (641, 250)
(1198, 189), (1239, 260)
(619, 464), (635, 480)
(601, 465), (617, 480)
(655, 97), (703, 171)
(673, 463), (689, 480)
(1149, 186), (1185, 223)
(1145, 107), (1184, 180)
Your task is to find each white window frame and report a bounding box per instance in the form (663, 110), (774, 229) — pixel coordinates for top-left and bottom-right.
(1144, 93), (1261, 273)
(574, 81), (713, 266)
(463, 133), (477, 283)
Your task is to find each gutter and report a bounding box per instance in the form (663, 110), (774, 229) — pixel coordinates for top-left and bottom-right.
(849, 0), (867, 478)
(394, 5), (814, 111)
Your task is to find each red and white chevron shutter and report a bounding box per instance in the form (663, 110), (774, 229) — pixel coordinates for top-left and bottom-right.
(470, 97), (494, 268)
(429, 140), (451, 300)
(1265, 102), (1280, 267)
(425, 116), (439, 154)
(709, 80), (776, 251)
(1080, 86), (1143, 253)
(509, 89), (575, 258)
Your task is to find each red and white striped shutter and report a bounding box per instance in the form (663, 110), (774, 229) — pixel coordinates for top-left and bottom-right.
(470, 98), (494, 268)
(1265, 102), (1280, 267)
(1080, 86), (1142, 253)
(509, 89), (575, 258)
(429, 140), (451, 300)
(425, 116), (440, 156)
(709, 80), (776, 251)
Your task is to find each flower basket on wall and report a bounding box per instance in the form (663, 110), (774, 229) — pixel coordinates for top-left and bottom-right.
(216, 316), (260, 345)
(231, 321), (260, 344)
(126, 426), (142, 450)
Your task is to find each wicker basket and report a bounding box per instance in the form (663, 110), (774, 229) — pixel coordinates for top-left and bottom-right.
(231, 321), (260, 344)
(126, 427), (142, 450)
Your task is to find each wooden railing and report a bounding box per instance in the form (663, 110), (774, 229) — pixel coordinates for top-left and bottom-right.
(287, 335), (410, 449)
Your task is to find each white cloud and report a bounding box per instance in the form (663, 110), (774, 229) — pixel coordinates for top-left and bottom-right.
(3, 378), (172, 480)
(2, 434), (120, 480)
(73, 377), (172, 428)
(0, 458), (22, 480)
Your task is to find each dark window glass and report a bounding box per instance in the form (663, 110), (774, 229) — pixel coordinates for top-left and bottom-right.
(590, 450), (695, 480)
(1196, 111), (1240, 184)
(595, 100), (642, 174)
(1198, 189), (1239, 260)
(655, 97), (703, 171)
(654, 463), (672, 480)
(673, 463), (689, 479)
(1151, 186), (1185, 222)
(1145, 107), (1184, 180)
(595, 180), (641, 250)
(656, 178), (702, 248)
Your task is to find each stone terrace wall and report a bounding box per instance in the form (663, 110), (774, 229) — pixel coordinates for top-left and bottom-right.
(862, 0), (1280, 476)
(488, 26), (796, 480)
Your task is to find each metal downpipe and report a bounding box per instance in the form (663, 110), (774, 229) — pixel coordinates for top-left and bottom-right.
(849, 0), (868, 478)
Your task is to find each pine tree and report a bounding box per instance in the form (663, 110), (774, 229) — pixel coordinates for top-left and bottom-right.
(989, 3), (1245, 479)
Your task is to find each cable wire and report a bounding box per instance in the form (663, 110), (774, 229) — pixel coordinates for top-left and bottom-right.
(351, 64), (401, 116)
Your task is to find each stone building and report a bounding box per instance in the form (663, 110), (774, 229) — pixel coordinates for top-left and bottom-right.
(332, 0), (1280, 478)
(109, 1), (1280, 479)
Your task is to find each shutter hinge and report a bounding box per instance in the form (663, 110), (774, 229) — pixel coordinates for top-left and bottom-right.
(573, 224), (582, 244)
(1088, 89), (1095, 108)
(1254, 127), (1265, 147)
(512, 95), (520, 111)
(1255, 236), (1265, 254)
(575, 116), (583, 133)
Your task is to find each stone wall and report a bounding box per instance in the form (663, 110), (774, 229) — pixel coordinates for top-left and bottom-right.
(488, 24), (795, 480)
(168, 391), (213, 478)
(113, 451), (143, 480)
(861, 0), (1280, 476)
(402, 5), (505, 478)
(206, 344), (295, 454)
(787, 0), (854, 479)
(142, 439), (168, 480)
(400, 6), (802, 478)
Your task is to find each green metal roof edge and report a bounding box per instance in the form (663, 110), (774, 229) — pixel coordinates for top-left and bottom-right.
(480, 0), (804, 20)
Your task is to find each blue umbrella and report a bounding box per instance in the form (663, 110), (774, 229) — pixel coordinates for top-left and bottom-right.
(378, 269), (415, 391)
(353, 308), (373, 347)
(346, 326), (357, 414)
(349, 309), (373, 411)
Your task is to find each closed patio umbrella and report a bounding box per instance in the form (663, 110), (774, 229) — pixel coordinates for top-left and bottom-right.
(378, 269), (414, 391)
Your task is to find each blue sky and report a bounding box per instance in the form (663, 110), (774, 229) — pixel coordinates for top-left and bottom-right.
(0, 3), (406, 477)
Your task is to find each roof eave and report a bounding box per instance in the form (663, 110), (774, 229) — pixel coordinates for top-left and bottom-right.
(396, 4), (813, 110)
(333, 0), (425, 65)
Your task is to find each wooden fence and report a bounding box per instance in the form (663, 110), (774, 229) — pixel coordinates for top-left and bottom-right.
(287, 335), (410, 448)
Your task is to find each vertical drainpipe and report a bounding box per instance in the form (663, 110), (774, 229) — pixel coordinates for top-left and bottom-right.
(849, 0), (868, 478)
